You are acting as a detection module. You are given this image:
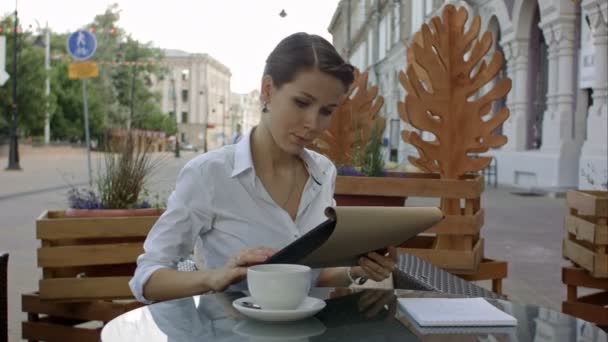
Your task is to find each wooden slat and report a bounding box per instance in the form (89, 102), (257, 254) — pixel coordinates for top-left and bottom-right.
(48, 264), (136, 279)
(562, 267), (608, 290)
(426, 208), (484, 235)
(22, 321), (101, 342)
(42, 240), (55, 279)
(22, 293), (142, 321)
(39, 277), (135, 300)
(578, 291), (608, 305)
(566, 190), (608, 217)
(562, 301), (608, 325)
(563, 239), (608, 278)
(37, 211), (159, 240)
(335, 174), (484, 199)
(38, 243), (143, 267)
(456, 259), (507, 281)
(398, 237), (484, 272)
(565, 214), (608, 245)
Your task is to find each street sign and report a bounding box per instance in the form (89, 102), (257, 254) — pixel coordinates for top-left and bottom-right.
(66, 30), (97, 61)
(66, 30), (97, 185)
(68, 61), (99, 79)
(0, 36), (9, 86)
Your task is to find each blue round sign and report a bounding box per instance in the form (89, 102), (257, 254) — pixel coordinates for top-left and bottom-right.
(67, 30), (97, 61)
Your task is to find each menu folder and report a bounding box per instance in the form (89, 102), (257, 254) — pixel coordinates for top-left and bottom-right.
(265, 206), (444, 268)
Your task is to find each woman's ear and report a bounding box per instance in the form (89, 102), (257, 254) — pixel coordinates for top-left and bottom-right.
(260, 75), (273, 104)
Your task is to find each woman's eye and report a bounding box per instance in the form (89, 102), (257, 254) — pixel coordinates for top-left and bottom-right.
(294, 99), (309, 108)
(320, 108), (333, 116)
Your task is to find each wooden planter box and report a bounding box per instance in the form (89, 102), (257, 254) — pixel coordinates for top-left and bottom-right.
(566, 190), (608, 217)
(336, 173), (486, 272)
(563, 239), (608, 278)
(335, 174), (408, 206)
(398, 235), (484, 273)
(335, 173), (483, 199)
(562, 266), (608, 327)
(456, 259), (508, 295)
(22, 292), (143, 342)
(563, 190), (608, 278)
(36, 210), (161, 301)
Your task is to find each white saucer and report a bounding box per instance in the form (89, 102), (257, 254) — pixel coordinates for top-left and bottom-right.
(233, 317), (326, 340)
(232, 296), (326, 322)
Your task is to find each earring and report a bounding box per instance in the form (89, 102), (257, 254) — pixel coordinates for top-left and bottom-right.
(262, 102), (268, 113)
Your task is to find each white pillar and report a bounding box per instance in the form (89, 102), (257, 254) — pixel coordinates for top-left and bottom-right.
(539, 18), (577, 152)
(501, 39), (528, 151)
(580, 0), (608, 189)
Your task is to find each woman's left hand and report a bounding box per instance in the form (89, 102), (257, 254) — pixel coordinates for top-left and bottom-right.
(351, 246), (397, 282)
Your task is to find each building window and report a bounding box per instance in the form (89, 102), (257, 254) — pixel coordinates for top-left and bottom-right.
(169, 111), (175, 118)
(181, 89), (189, 102)
(181, 111), (188, 123)
(181, 69), (189, 81)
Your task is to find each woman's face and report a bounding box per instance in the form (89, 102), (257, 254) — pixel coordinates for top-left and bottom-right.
(261, 68), (347, 155)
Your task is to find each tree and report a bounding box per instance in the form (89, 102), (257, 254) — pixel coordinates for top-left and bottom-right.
(53, 5), (168, 141)
(50, 58), (104, 142)
(88, 5), (167, 131)
(0, 14), (47, 138)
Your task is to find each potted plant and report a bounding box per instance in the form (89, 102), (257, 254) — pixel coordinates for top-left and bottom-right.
(35, 132), (166, 301)
(65, 131), (165, 217)
(314, 5), (512, 276)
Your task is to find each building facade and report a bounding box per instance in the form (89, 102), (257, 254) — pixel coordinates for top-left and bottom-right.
(153, 49), (231, 152)
(328, 0), (607, 190)
(230, 90), (262, 139)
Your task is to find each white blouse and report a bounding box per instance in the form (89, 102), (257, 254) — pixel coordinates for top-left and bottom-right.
(129, 131), (337, 303)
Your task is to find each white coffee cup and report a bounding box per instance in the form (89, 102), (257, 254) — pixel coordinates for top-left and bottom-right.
(247, 264), (312, 310)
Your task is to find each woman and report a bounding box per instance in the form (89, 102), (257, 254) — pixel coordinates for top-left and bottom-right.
(130, 32), (397, 304)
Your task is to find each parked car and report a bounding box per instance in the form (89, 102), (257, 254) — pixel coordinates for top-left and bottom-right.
(180, 143), (198, 152)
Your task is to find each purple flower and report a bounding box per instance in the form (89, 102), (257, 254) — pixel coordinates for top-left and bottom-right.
(67, 187), (104, 209)
(337, 166), (366, 177)
(132, 201), (151, 209)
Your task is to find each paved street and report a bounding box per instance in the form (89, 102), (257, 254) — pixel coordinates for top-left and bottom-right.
(1, 146), (572, 341)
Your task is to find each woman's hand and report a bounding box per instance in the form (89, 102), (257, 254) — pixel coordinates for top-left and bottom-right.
(206, 247), (275, 292)
(351, 246), (397, 282)
(358, 289), (397, 319)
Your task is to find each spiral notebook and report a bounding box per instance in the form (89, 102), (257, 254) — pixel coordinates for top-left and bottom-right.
(397, 298), (517, 327)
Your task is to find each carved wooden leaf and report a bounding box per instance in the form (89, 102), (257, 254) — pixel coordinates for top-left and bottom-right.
(312, 69), (385, 167)
(398, 5), (512, 179)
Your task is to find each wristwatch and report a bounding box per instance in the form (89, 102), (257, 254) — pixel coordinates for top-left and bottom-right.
(347, 267), (368, 285)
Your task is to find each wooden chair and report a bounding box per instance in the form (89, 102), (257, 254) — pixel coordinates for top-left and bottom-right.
(393, 253), (504, 299)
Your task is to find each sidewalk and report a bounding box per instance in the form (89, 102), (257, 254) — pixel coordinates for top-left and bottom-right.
(1, 145), (99, 198)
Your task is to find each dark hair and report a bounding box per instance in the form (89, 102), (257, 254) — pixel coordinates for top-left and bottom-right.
(263, 32), (355, 91)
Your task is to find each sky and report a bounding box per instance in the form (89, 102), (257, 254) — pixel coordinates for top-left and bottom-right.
(8, 0), (340, 93)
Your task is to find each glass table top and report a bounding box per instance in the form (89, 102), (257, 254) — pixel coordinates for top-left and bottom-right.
(101, 287), (607, 341)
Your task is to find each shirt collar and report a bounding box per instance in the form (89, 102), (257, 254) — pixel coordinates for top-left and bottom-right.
(231, 129), (325, 185)
(231, 130), (254, 178)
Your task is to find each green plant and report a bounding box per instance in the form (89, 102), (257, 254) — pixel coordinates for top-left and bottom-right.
(95, 133), (164, 209)
(140, 188), (170, 210)
(359, 121), (386, 177)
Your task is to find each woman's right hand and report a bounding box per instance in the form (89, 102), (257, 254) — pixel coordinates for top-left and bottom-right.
(205, 247), (276, 292)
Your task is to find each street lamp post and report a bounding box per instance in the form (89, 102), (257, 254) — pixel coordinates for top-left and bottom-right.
(6, 3), (20, 171)
(33, 20), (51, 145)
(128, 40), (139, 131)
(171, 77), (180, 158)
